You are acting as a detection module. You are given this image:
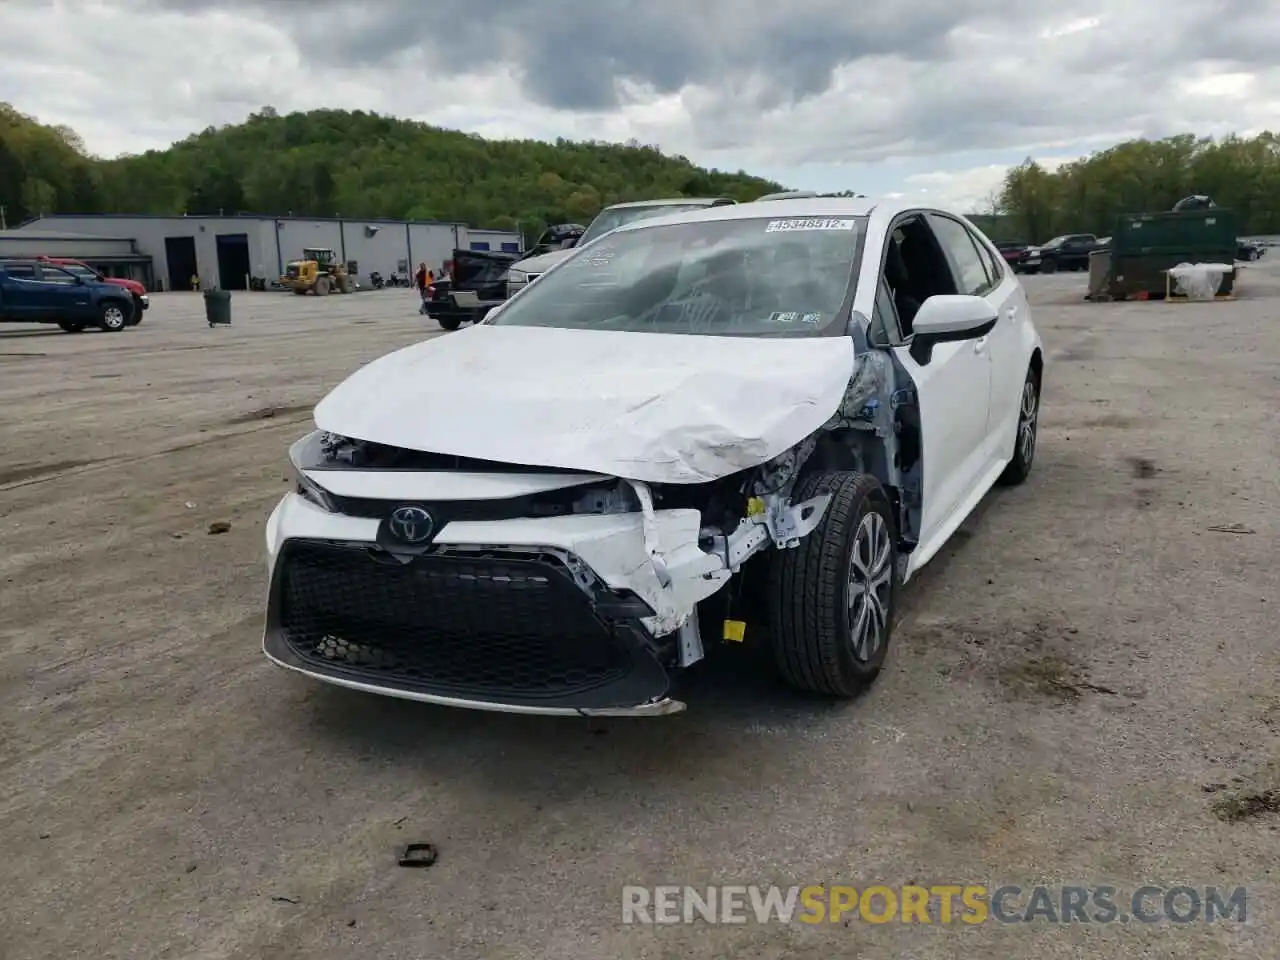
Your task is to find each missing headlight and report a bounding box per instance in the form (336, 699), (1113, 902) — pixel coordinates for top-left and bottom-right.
(293, 466), (336, 512)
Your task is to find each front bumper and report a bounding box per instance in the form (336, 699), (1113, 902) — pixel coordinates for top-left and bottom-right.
(263, 485), (826, 716)
(138, 294), (150, 310)
(263, 492), (733, 716)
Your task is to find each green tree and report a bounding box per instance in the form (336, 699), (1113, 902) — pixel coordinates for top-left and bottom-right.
(999, 132), (1280, 239)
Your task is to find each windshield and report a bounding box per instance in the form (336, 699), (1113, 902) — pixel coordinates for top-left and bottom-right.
(489, 214), (866, 337)
(577, 203), (714, 246)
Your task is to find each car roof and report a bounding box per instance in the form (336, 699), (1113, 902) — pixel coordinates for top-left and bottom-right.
(605, 197), (731, 210)
(606, 195), (889, 234)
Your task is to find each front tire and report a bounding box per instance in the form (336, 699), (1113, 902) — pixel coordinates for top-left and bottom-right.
(313, 277), (331, 296)
(437, 315), (462, 331)
(767, 471), (898, 697)
(98, 301), (129, 331)
(997, 366), (1041, 486)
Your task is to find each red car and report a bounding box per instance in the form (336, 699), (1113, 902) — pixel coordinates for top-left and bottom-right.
(36, 257), (149, 320)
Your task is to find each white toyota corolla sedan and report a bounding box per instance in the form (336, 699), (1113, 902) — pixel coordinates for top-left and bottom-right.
(263, 197), (1044, 716)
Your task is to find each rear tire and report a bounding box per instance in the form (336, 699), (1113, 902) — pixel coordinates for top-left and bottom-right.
(767, 471), (898, 697)
(997, 366), (1041, 486)
(98, 301), (130, 331)
(1041, 259), (1057, 274)
(437, 315), (462, 331)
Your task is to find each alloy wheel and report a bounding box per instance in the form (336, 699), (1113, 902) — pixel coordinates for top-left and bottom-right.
(848, 512), (892, 662)
(1018, 378), (1039, 465)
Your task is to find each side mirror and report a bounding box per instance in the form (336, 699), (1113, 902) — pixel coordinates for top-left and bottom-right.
(909, 295), (998, 365)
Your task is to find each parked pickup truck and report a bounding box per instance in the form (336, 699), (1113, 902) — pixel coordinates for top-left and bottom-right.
(37, 256), (149, 319)
(0, 259), (138, 332)
(423, 248), (521, 331)
(1022, 234), (1099, 273)
(994, 240), (1035, 272)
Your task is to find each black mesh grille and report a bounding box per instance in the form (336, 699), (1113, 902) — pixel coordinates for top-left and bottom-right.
(275, 541), (635, 700)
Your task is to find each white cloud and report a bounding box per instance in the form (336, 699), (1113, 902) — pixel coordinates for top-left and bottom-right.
(1, 0), (1278, 209)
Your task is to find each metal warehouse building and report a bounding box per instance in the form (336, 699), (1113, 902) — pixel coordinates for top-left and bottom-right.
(12, 215), (523, 292)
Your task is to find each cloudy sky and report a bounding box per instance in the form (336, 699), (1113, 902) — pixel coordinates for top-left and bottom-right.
(3, 0), (1278, 210)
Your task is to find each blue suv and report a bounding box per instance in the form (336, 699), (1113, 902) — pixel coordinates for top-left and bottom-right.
(0, 259), (138, 333)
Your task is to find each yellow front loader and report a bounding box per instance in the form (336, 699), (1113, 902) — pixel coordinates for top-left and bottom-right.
(280, 247), (353, 295)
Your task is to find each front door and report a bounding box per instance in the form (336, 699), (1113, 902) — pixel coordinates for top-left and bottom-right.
(34, 263), (92, 318)
(896, 216), (997, 545)
(894, 331), (993, 549)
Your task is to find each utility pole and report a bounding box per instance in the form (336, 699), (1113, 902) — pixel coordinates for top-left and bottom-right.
(0, 205), (6, 230)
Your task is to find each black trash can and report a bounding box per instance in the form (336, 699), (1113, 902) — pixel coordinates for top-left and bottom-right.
(203, 289), (231, 327)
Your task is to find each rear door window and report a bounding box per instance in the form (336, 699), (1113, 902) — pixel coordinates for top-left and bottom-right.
(37, 265), (80, 284)
(927, 214), (995, 296)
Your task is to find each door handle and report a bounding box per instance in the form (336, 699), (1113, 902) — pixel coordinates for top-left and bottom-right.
(1003, 306), (1018, 321)
(973, 336), (988, 354)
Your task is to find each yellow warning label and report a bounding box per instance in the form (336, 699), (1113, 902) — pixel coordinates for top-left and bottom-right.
(722, 620), (746, 643)
(746, 497), (766, 517)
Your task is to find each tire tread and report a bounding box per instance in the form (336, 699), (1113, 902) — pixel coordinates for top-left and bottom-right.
(767, 471), (894, 697)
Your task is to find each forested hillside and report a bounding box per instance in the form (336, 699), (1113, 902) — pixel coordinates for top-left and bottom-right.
(0, 104), (101, 227)
(998, 133), (1280, 241)
(0, 104), (784, 238)
(5, 102), (1279, 243)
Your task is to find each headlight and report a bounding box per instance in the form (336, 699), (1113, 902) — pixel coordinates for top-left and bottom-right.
(288, 433), (337, 512)
(506, 269), (530, 285)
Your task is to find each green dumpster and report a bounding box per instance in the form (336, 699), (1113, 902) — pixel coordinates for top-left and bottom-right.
(204, 289), (232, 326)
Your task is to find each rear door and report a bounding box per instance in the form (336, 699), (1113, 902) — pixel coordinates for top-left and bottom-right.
(950, 217), (1030, 457)
(923, 213), (1004, 462)
(0, 263), (47, 319)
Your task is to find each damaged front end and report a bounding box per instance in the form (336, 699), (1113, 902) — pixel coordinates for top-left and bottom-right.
(263, 431), (841, 717)
(262, 330), (906, 717)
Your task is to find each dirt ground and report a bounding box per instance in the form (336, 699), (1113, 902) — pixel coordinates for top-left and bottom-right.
(1, 268), (1277, 959)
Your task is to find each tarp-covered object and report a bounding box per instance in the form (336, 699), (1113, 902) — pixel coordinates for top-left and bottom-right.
(313, 325), (859, 484)
(1167, 262), (1233, 300)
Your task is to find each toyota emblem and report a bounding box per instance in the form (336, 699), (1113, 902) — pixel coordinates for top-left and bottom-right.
(387, 505), (435, 544)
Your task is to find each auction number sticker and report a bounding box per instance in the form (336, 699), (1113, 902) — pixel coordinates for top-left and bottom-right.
(765, 218), (858, 232)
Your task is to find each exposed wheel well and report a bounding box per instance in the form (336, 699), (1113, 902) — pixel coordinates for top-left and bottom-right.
(1029, 347), (1044, 383)
(797, 428), (913, 550)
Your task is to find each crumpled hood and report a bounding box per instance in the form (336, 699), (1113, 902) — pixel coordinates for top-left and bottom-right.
(513, 248), (575, 275)
(313, 325), (857, 484)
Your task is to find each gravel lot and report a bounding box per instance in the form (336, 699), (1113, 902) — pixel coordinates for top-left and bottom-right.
(2, 268), (1278, 959)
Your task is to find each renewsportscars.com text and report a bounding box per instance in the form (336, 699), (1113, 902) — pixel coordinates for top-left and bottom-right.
(621, 884), (1248, 925)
